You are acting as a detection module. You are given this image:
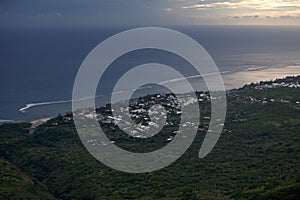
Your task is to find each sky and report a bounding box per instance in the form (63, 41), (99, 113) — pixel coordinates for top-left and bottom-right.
(1, 0), (300, 27)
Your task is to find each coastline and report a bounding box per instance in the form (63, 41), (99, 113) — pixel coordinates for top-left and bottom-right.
(223, 65), (300, 90)
(3, 65), (300, 125)
(30, 118), (52, 128)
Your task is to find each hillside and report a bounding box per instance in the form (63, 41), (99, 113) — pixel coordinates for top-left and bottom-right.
(0, 76), (299, 199)
(0, 153), (55, 199)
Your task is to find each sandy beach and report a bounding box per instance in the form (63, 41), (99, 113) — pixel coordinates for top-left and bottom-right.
(30, 118), (51, 128)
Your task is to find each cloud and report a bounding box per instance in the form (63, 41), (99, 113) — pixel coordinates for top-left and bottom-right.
(227, 13), (300, 24)
(179, 0), (300, 25)
(228, 14), (260, 19)
(181, 0), (300, 10)
(242, 15), (259, 18)
(1, 0), (300, 27)
(164, 8), (173, 13)
(279, 14), (300, 19)
(0, 0), (181, 26)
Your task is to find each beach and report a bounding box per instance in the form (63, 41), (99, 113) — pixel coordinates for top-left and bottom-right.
(30, 118), (51, 128)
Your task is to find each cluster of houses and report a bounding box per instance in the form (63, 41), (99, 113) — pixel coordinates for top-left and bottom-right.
(253, 79), (300, 90)
(95, 94), (180, 125)
(75, 92), (213, 139)
(94, 93), (210, 125)
(244, 96), (292, 104)
(232, 77), (300, 105)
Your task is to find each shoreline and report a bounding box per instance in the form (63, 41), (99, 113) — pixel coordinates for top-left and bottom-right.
(223, 65), (300, 90)
(30, 117), (52, 128)
(2, 65), (300, 125)
(18, 65), (300, 112)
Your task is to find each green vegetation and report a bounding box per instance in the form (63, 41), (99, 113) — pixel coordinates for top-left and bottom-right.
(0, 156), (55, 199)
(0, 77), (299, 199)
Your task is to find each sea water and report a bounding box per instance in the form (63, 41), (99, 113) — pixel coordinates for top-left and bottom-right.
(1, 25), (300, 121)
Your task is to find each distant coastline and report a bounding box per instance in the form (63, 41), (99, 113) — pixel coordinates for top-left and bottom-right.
(223, 65), (300, 90)
(4, 65), (300, 124)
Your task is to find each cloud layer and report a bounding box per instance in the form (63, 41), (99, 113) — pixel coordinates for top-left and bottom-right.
(0, 0), (299, 26)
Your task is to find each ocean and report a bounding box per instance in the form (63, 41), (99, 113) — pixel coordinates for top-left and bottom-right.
(1, 25), (300, 121)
